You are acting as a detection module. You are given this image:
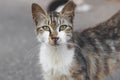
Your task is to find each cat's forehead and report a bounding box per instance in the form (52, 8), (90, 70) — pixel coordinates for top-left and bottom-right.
(47, 12), (69, 27)
(47, 12), (61, 25)
(37, 11), (72, 28)
(47, 11), (71, 25)
(46, 12), (61, 29)
(47, 11), (62, 24)
(48, 11), (60, 17)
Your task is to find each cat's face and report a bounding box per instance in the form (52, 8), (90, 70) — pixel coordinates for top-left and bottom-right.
(35, 12), (73, 46)
(32, 1), (75, 46)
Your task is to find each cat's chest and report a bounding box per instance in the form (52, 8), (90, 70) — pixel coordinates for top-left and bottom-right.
(39, 45), (75, 76)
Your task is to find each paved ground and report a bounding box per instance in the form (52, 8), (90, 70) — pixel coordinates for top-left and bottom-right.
(0, 0), (120, 80)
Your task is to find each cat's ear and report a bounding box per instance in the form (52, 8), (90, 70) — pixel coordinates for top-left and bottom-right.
(61, 1), (76, 22)
(32, 3), (47, 25)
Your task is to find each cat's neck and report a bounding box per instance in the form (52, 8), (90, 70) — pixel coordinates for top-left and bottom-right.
(39, 43), (75, 74)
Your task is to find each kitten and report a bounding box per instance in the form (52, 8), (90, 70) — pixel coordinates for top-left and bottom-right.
(47, 0), (91, 12)
(32, 1), (120, 80)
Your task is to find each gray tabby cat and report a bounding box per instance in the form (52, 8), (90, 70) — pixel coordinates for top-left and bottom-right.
(31, 1), (120, 80)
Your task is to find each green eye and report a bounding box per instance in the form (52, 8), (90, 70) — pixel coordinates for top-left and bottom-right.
(66, 26), (72, 32)
(42, 26), (50, 31)
(59, 25), (67, 31)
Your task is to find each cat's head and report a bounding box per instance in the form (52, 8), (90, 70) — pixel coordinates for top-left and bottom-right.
(32, 1), (75, 46)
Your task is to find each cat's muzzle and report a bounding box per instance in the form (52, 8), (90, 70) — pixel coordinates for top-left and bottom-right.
(49, 37), (60, 46)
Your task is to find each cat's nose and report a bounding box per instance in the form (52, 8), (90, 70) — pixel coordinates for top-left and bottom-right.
(51, 37), (59, 41)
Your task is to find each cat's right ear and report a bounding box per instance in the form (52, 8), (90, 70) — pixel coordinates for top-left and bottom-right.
(32, 3), (47, 25)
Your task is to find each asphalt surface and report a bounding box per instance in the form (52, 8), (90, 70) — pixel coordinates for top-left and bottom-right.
(0, 0), (120, 80)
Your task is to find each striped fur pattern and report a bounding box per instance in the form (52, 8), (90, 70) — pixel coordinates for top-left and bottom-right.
(74, 10), (120, 80)
(32, 1), (120, 80)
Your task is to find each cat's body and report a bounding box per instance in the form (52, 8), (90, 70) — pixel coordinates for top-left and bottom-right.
(73, 11), (120, 80)
(32, 1), (120, 80)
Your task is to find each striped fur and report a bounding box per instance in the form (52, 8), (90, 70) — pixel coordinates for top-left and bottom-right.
(32, 1), (120, 80)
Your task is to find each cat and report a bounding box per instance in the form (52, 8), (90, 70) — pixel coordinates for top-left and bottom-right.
(31, 1), (120, 80)
(47, 0), (91, 12)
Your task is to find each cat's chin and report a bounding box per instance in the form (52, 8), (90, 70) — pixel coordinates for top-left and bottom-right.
(49, 43), (60, 47)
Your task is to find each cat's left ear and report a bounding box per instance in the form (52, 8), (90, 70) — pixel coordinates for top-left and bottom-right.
(32, 3), (47, 25)
(61, 1), (76, 22)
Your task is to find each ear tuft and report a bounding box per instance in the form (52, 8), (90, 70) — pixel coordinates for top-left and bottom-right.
(61, 1), (76, 16)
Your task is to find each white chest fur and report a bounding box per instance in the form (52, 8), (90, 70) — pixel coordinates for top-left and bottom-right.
(39, 44), (75, 79)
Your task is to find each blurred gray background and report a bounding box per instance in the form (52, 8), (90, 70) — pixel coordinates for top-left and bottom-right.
(0, 0), (120, 80)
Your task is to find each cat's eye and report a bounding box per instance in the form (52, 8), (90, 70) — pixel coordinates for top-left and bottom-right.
(42, 26), (50, 31)
(59, 25), (67, 31)
(66, 26), (72, 32)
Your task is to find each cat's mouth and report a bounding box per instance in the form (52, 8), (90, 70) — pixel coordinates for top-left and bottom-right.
(53, 43), (59, 46)
(50, 40), (60, 46)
